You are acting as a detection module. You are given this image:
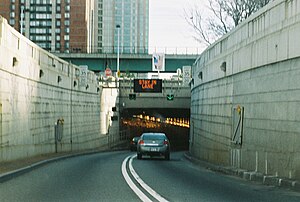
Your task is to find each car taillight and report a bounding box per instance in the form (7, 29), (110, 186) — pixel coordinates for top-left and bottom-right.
(139, 140), (144, 145)
(163, 140), (169, 145)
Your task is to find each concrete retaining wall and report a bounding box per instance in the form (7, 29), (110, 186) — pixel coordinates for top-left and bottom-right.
(191, 0), (300, 180)
(0, 16), (109, 161)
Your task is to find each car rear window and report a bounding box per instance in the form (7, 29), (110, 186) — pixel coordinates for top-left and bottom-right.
(142, 133), (166, 140)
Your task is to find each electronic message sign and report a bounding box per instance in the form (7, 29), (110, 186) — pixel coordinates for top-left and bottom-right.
(134, 79), (162, 93)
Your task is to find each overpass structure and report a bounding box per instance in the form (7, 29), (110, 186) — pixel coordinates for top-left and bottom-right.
(55, 53), (197, 73)
(118, 79), (190, 109)
(120, 79), (190, 119)
(99, 78), (191, 122)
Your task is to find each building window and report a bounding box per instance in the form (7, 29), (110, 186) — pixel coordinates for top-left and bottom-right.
(36, 28), (45, 34)
(9, 19), (15, 25)
(56, 43), (61, 49)
(65, 13), (70, 19)
(65, 42), (69, 48)
(64, 20), (70, 26)
(30, 13), (35, 19)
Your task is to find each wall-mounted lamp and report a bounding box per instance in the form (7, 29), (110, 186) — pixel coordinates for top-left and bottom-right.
(198, 72), (203, 80)
(75, 69), (80, 78)
(57, 75), (62, 83)
(189, 78), (194, 88)
(97, 87), (100, 93)
(86, 84), (89, 90)
(39, 70), (44, 78)
(13, 57), (18, 66)
(220, 61), (226, 72)
(73, 81), (77, 87)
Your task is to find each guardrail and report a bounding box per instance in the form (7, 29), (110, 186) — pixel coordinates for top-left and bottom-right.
(50, 45), (202, 55)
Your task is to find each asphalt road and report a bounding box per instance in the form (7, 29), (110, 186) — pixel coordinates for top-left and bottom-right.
(0, 151), (299, 202)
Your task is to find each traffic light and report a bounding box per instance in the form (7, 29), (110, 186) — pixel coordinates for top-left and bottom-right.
(167, 94), (174, 101)
(129, 93), (136, 100)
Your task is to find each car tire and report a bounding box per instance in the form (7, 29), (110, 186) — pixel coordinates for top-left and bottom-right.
(137, 153), (142, 160)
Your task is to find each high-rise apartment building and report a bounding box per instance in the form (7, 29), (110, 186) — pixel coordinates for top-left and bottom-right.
(0, 0), (95, 53)
(0, 0), (148, 54)
(96, 0), (149, 54)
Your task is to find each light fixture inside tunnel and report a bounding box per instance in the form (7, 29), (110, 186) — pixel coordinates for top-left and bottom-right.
(125, 113), (190, 129)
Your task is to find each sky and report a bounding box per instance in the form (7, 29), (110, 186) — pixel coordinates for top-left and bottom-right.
(149, 0), (206, 54)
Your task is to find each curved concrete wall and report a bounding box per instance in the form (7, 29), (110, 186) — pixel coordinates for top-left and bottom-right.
(191, 0), (300, 180)
(0, 16), (105, 161)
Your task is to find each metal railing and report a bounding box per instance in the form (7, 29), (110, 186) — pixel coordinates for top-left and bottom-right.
(49, 45), (202, 55)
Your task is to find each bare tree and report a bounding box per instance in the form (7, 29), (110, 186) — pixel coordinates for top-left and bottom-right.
(186, 0), (271, 46)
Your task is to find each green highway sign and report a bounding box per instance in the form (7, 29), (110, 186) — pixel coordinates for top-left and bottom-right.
(167, 94), (174, 101)
(129, 93), (136, 100)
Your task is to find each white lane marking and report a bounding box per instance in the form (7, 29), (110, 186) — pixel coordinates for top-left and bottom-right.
(129, 155), (169, 202)
(121, 155), (152, 202)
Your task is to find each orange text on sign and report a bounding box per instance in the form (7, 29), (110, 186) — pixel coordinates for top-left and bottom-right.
(138, 79), (157, 89)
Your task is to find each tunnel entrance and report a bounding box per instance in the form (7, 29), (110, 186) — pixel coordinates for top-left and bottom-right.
(120, 108), (190, 151)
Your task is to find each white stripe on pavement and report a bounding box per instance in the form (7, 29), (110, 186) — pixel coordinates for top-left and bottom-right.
(121, 155), (169, 202)
(121, 155), (152, 202)
(128, 155), (169, 202)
